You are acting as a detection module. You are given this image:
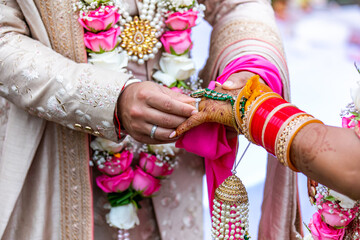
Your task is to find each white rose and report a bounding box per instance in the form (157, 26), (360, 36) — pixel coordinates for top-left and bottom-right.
(351, 81), (360, 111)
(90, 137), (124, 153)
(88, 51), (128, 72)
(171, 0), (194, 7)
(152, 53), (195, 86)
(107, 203), (140, 230)
(303, 234), (314, 240)
(148, 142), (180, 157)
(329, 189), (356, 209)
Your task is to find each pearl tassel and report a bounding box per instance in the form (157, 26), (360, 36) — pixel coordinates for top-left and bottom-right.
(211, 175), (250, 240)
(117, 229), (130, 240)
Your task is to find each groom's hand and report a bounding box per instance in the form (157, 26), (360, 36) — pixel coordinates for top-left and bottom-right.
(117, 81), (197, 144)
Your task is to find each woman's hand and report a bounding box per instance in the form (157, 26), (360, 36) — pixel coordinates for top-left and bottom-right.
(173, 72), (266, 138)
(173, 87), (240, 137)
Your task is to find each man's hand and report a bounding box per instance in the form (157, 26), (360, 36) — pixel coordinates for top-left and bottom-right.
(117, 81), (197, 144)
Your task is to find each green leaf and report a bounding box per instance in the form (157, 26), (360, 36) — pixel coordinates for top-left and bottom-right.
(324, 195), (336, 202)
(107, 189), (134, 207)
(355, 62), (360, 74)
(88, 26), (99, 33)
(333, 225), (346, 229)
(303, 221), (312, 234)
(169, 46), (191, 57)
(169, 81), (178, 88)
(177, 80), (190, 90)
(169, 46), (178, 56)
(105, 22), (114, 31)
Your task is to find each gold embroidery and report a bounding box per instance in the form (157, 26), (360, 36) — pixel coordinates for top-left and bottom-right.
(34, 0), (92, 239)
(201, 20), (285, 83)
(35, 0), (86, 64)
(57, 125), (92, 240)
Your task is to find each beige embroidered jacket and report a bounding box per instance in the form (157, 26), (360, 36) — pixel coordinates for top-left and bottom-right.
(0, 0), (300, 239)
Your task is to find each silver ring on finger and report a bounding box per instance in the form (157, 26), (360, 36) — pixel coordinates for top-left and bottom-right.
(150, 124), (158, 139)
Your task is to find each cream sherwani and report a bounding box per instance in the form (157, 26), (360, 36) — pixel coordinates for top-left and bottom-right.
(0, 0), (300, 239)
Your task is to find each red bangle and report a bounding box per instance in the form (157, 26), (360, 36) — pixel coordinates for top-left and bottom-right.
(262, 106), (304, 154)
(250, 97), (288, 147)
(246, 92), (282, 143)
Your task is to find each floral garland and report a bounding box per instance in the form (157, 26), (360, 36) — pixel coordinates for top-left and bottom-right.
(90, 136), (178, 232)
(303, 65), (360, 240)
(73, 0), (205, 239)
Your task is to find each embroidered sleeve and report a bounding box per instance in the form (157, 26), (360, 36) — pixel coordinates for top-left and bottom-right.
(0, 1), (132, 141)
(199, 0), (290, 100)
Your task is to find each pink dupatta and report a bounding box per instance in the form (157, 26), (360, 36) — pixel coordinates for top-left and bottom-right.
(176, 54), (283, 212)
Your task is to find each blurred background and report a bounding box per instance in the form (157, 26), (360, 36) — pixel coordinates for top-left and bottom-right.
(191, 1), (360, 239)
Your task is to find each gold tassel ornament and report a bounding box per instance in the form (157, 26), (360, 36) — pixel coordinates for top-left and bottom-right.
(211, 142), (251, 240)
(211, 174), (250, 240)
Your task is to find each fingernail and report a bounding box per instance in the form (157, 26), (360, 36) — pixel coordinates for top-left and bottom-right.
(215, 82), (222, 87)
(169, 131), (177, 139)
(191, 109), (198, 115)
(223, 81), (233, 87)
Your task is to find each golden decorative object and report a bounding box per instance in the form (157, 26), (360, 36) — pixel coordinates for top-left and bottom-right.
(215, 174), (248, 204)
(120, 16), (159, 60)
(211, 174), (250, 239)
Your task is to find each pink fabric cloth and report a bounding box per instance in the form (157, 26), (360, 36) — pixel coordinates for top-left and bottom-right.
(176, 123), (237, 212)
(208, 54), (283, 96)
(176, 54), (283, 213)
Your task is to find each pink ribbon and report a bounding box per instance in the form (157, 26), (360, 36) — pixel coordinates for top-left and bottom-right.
(176, 54), (283, 213)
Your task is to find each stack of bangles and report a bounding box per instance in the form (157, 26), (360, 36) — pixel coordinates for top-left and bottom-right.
(233, 75), (324, 172)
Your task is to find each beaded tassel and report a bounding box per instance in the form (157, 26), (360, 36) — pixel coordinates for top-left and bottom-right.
(211, 175), (250, 240)
(117, 229), (130, 240)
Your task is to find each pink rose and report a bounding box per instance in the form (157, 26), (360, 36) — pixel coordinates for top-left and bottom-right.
(309, 212), (345, 240)
(139, 152), (174, 177)
(318, 200), (357, 227)
(342, 116), (359, 129)
(165, 10), (198, 30)
(99, 151), (133, 176)
(160, 29), (192, 55)
(78, 6), (120, 32)
(96, 168), (134, 193)
(84, 27), (120, 52)
(132, 167), (161, 197)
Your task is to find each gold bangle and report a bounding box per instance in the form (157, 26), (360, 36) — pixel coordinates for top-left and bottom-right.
(235, 78), (273, 127)
(275, 114), (323, 172)
(234, 94), (244, 130)
(240, 100), (255, 143)
(232, 104), (241, 134)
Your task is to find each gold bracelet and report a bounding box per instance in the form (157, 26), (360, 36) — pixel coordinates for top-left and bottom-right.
(275, 114), (323, 172)
(232, 104), (241, 134)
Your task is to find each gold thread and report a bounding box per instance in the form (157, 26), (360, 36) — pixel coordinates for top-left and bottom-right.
(58, 125), (92, 240)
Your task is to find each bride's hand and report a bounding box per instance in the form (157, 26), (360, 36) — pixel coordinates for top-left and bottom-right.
(171, 72), (267, 138)
(171, 87), (239, 138)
